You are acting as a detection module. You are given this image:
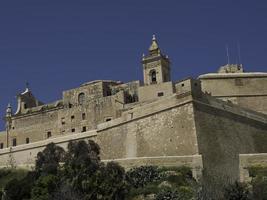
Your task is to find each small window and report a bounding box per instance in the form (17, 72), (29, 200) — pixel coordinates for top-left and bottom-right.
(12, 127), (15, 130)
(82, 126), (87, 132)
(61, 117), (65, 125)
(12, 138), (17, 147)
(106, 118), (112, 122)
(26, 138), (30, 144)
(69, 103), (73, 108)
(82, 113), (86, 120)
(47, 131), (52, 138)
(158, 92), (164, 97)
(71, 115), (75, 120)
(0, 143), (3, 149)
(71, 128), (75, 133)
(181, 83), (185, 87)
(24, 103), (28, 109)
(78, 93), (85, 105)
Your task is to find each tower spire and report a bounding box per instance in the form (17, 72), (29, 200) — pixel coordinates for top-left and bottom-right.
(149, 34), (160, 55)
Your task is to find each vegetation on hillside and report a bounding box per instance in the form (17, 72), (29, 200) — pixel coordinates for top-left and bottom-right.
(0, 141), (266, 200)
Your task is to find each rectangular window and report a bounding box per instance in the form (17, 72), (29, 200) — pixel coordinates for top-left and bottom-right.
(47, 131), (52, 138)
(71, 128), (75, 133)
(71, 115), (75, 120)
(61, 117), (65, 125)
(82, 126), (87, 132)
(158, 92), (164, 97)
(0, 143), (3, 149)
(82, 113), (86, 120)
(26, 138), (30, 144)
(12, 138), (17, 147)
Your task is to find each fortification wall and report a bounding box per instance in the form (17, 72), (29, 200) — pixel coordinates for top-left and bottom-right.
(194, 97), (267, 198)
(97, 94), (199, 160)
(199, 73), (267, 114)
(0, 130), (97, 168)
(0, 94), (200, 171)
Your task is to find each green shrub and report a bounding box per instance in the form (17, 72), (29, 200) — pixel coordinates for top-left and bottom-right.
(126, 166), (161, 188)
(31, 174), (59, 200)
(248, 165), (267, 178)
(251, 175), (267, 200)
(155, 187), (182, 200)
(223, 181), (250, 200)
(0, 168), (28, 191)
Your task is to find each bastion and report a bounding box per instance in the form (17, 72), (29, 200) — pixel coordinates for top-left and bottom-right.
(0, 36), (267, 197)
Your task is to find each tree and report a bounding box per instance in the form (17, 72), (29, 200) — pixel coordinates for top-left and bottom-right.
(3, 172), (35, 200)
(31, 174), (59, 200)
(35, 143), (65, 176)
(63, 140), (127, 200)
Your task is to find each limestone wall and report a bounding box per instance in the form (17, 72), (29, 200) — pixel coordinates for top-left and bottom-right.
(0, 94), (200, 171)
(199, 73), (267, 114)
(0, 131), (6, 149)
(138, 82), (174, 102)
(0, 130), (97, 167)
(7, 92), (123, 147)
(194, 97), (267, 197)
(97, 94), (199, 160)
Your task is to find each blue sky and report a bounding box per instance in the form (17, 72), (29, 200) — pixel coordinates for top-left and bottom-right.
(0, 0), (267, 129)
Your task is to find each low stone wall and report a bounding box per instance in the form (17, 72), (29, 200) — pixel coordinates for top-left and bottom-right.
(104, 155), (203, 181)
(239, 153), (267, 182)
(0, 130), (97, 168)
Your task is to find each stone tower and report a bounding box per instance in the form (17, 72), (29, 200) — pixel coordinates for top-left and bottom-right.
(142, 35), (171, 85)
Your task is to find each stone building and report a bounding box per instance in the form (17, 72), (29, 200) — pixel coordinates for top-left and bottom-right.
(0, 36), (267, 197)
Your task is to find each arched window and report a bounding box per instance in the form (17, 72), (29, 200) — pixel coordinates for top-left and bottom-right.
(78, 93), (85, 105)
(150, 70), (157, 84)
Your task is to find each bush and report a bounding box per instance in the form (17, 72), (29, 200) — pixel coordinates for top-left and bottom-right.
(31, 174), (59, 200)
(2, 170), (34, 200)
(126, 166), (161, 188)
(156, 187), (180, 200)
(251, 175), (267, 200)
(248, 165), (267, 178)
(223, 181), (250, 200)
(0, 168), (28, 191)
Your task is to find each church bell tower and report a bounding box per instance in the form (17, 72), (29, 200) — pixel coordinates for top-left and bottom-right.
(142, 35), (171, 85)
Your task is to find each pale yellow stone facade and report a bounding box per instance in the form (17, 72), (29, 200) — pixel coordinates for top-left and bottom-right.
(0, 36), (267, 197)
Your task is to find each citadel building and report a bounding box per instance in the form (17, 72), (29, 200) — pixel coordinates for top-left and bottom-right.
(0, 36), (267, 196)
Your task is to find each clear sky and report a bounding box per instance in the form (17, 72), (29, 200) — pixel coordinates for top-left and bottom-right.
(0, 0), (267, 130)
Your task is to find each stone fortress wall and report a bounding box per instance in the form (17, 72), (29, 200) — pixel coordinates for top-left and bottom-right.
(0, 36), (267, 196)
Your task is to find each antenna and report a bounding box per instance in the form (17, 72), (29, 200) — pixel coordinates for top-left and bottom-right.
(237, 42), (242, 65)
(26, 81), (30, 89)
(226, 44), (230, 65)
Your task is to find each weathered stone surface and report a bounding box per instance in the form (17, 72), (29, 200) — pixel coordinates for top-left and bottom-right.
(0, 36), (266, 199)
